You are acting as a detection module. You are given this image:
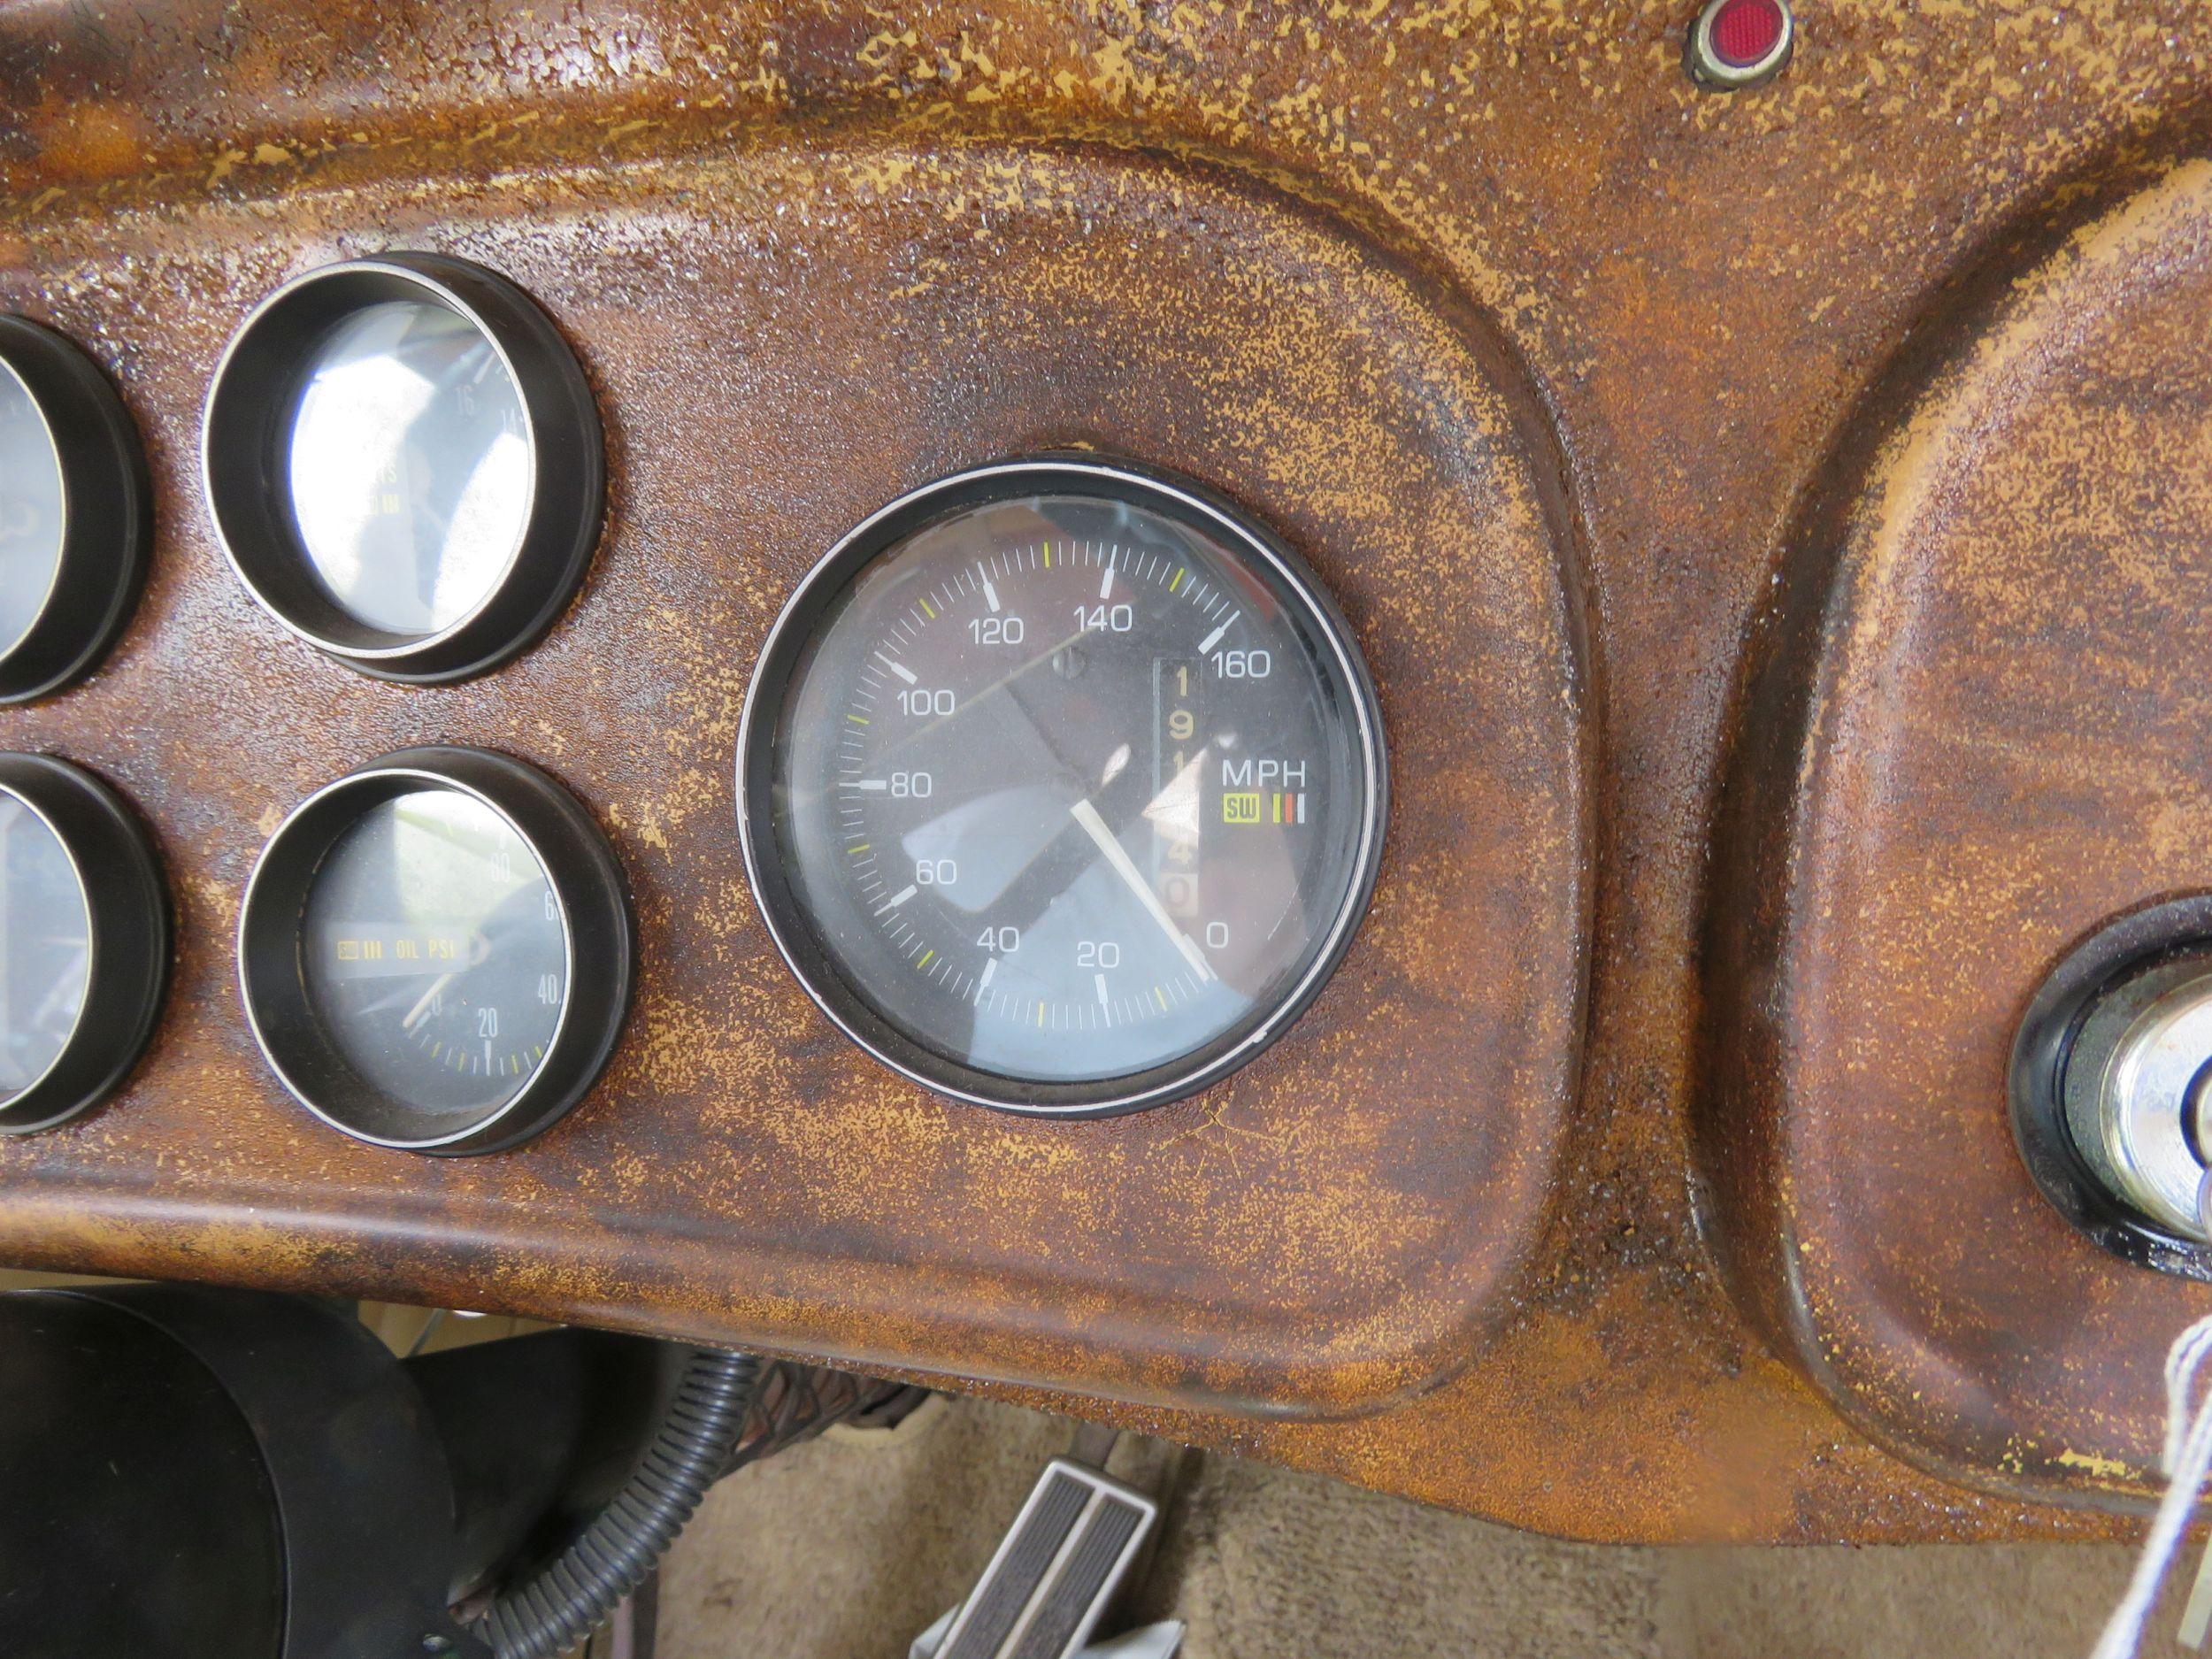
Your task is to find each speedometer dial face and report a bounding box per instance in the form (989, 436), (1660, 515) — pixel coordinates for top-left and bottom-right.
(741, 459), (1385, 1116)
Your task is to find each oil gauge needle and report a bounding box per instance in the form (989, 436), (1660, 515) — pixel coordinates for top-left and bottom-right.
(1069, 797), (1213, 982)
(402, 971), (457, 1033)
(401, 930), (490, 1033)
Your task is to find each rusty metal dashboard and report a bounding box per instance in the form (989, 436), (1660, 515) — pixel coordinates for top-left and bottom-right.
(0, 0), (2206, 1545)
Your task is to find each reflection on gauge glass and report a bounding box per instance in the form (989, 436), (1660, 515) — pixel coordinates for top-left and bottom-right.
(746, 461), (1385, 1113)
(300, 788), (565, 1118)
(285, 298), (531, 636)
(0, 793), (89, 1101)
(205, 257), (603, 683)
(0, 362), (65, 661)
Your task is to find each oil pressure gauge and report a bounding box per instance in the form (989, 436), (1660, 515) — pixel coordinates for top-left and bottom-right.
(240, 749), (633, 1153)
(738, 458), (1386, 1117)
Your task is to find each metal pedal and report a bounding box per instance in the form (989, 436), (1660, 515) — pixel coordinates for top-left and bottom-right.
(912, 1457), (1172, 1659)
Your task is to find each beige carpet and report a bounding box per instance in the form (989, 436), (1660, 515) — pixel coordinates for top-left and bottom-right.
(659, 1395), (2180, 1659)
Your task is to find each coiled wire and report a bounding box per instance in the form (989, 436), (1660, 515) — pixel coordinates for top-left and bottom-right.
(473, 1347), (761, 1659)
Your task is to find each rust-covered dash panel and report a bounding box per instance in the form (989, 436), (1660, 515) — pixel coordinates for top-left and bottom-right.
(3, 0), (2209, 1542)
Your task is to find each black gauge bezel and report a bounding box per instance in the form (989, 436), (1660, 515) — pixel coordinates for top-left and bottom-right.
(0, 317), (153, 704)
(735, 456), (1388, 1118)
(0, 754), (171, 1135)
(202, 254), (603, 684)
(239, 747), (634, 1155)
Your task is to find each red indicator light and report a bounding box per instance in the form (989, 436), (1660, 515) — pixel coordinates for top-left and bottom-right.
(1709, 0), (1786, 67)
(1687, 0), (1793, 89)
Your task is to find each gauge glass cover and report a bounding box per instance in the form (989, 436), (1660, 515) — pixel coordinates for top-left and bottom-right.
(0, 793), (89, 1101)
(286, 299), (531, 636)
(0, 362), (65, 660)
(757, 468), (1383, 1108)
(300, 787), (564, 1119)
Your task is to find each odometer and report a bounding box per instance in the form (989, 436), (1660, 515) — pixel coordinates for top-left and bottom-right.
(738, 458), (1386, 1116)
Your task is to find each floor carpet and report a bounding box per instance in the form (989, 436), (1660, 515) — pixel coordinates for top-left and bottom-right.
(657, 1395), (2178, 1659)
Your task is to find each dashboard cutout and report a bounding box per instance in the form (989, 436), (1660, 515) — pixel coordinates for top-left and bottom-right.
(0, 140), (1589, 1422)
(1701, 159), (2212, 1507)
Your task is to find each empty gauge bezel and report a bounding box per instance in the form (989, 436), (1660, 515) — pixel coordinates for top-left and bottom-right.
(0, 754), (171, 1135)
(238, 747), (634, 1155)
(202, 255), (604, 683)
(735, 456), (1388, 1118)
(0, 318), (153, 703)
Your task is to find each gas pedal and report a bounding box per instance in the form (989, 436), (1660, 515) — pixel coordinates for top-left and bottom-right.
(910, 1458), (1180, 1659)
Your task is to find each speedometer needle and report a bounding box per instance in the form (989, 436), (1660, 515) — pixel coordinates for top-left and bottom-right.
(1069, 798), (1213, 982)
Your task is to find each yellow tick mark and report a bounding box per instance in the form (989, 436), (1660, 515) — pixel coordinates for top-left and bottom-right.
(1036, 1003), (1047, 1027)
(1043, 543), (1052, 567)
(1171, 567), (1187, 593)
(849, 842), (871, 856)
(918, 596), (937, 619)
(1153, 986), (1168, 1011)
(917, 949), (935, 969)
(847, 713), (870, 725)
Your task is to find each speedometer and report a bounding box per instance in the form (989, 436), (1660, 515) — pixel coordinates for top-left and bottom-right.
(738, 458), (1386, 1116)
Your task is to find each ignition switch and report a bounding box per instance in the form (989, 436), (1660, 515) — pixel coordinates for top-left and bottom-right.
(2063, 954), (2212, 1242)
(2013, 898), (2212, 1271)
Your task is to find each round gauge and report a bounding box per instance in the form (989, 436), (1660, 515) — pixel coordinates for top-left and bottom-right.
(0, 317), (152, 703)
(203, 255), (603, 683)
(738, 457), (1386, 1117)
(239, 748), (633, 1153)
(0, 754), (171, 1135)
